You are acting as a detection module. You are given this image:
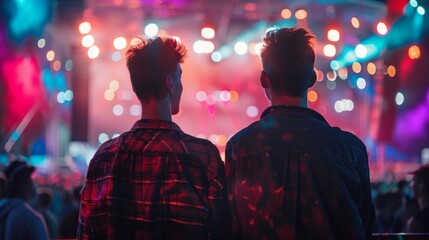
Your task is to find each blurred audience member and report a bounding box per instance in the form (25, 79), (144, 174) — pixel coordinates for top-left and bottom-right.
(0, 173), (6, 202)
(58, 185), (81, 239)
(407, 164), (429, 232)
(374, 191), (406, 233)
(36, 187), (58, 239)
(0, 160), (48, 240)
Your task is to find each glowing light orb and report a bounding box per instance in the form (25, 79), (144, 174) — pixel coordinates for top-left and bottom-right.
(98, 133), (109, 144)
(351, 17), (360, 28)
(307, 90), (318, 102)
(395, 92), (404, 105)
(357, 78), (366, 89)
(201, 27), (215, 39)
(281, 8), (292, 19)
(295, 9), (308, 20)
(376, 22), (388, 35)
(323, 44), (336, 57)
(113, 104), (124, 116)
(234, 41), (248, 55)
(46, 50), (55, 61)
(88, 46), (100, 59)
(408, 45), (421, 59)
(246, 106), (259, 117)
(195, 90), (208, 102)
(37, 39), (46, 48)
(211, 51), (222, 62)
(355, 44), (367, 58)
(79, 22), (91, 34)
(113, 37), (127, 50)
(352, 62), (361, 73)
(82, 34), (95, 48)
(327, 29), (340, 42)
(144, 23), (159, 37)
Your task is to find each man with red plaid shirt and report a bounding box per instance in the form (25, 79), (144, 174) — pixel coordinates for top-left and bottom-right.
(77, 37), (231, 239)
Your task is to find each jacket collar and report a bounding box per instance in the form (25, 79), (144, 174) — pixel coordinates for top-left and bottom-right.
(131, 119), (183, 132)
(260, 105), (329, 125)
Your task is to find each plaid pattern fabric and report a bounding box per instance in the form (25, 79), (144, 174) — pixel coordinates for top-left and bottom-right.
(226, 106), (375, 239)
(77, 119), (230, 239)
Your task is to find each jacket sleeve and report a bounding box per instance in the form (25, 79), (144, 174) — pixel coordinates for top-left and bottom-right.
(206, 144), (233, 239)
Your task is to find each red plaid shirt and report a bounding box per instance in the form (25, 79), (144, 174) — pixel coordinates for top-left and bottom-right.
(77, 119), (231, 239)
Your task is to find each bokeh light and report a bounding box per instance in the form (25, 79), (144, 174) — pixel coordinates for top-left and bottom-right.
(57, 92), (65, 104)
(338, 68), (348, 80)
(395, 92), (404, 105)
(113, 104), (124, 116)
(193, 40), (215, 54)
(219, 90), (232, 102)
(217, 135), (228, 147)
(130, 104), (141, 116)
(109, 80), (120, 91)
(211, 51), (222, 62)
(295, 9), (308, 20)
(88, 46), (100, 59)
(327, 71), (337, 81)
(351, 17), (360, 28)
(417, 6), (425, 15)
(82, 34), (95, 48)
(307, 90), (318, 102)
(330, 60), (340, 70)
(234, 41), (248, 55)
(98, 133), (109, 144)
(201, 27), (215, 39)
(323, 44), (336, 57)
(113, 37), (127, 50)
(229, 90), (239, 102)
(144, 23), (159, 37)
(65, 60), (73, 71)
(46, 50), (55, 61)
(130, 37), (143, 47)
(79, 22), (91, 34)
(246, 106), (259, 117)
(357, 78), (366, 89)
(367, 62), (376, 75)
(53, 60), (61, 71)
(327, 29), (340, 42)
(408, 45), (421, 59)
(195, 90), (208, 102)
(112, 51), (122, 62)
(376, 21), (388, 35)
(64, 90), (74, 101)
(355, 44), (367, 58)
(104, 89), (115, 101)
(37, 38), (46, 48)
(281, 8), (292, 19)
(387, 65), (396, 77)
(352, 62), (362, 73)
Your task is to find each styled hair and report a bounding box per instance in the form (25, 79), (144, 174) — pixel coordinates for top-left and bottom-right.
(126, 37), (187, 101)
(260, 27), (316, 97)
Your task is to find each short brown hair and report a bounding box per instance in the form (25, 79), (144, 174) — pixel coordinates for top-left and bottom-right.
(126, 37), (187, 101)
(260, 27), (316, 97)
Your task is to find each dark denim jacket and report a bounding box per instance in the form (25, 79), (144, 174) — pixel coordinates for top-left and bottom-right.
(226, 105), (375, 240)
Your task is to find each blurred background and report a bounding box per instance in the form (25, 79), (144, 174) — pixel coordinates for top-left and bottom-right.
(0, 0), (428, 182)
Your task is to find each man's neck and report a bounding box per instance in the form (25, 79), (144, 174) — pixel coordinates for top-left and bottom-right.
(140, 99), (172, 121)
(270, 94), (307, 107)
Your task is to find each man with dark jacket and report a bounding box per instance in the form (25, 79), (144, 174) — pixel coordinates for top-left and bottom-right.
(225, 27), (375, 239)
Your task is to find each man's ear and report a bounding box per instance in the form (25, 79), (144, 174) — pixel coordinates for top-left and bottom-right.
(308, 70), (317, 88)
(260, 71), (269, 88)
(166, 75), (173, 94)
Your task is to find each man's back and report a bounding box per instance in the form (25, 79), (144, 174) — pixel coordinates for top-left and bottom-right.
(78, 119), (229, 239)
(226, 106), (375, 239)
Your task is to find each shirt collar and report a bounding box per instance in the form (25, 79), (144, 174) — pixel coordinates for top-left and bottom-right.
(260, 105), (329, 125)
(131, 119), (183, 132)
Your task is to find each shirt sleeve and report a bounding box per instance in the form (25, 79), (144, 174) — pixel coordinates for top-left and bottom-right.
(77, 155), (108, 240)
(205, 144), (233, 239)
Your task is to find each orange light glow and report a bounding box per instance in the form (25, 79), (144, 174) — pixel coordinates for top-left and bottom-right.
(307, 90), (318, 102)
(408, 45), (421, 59)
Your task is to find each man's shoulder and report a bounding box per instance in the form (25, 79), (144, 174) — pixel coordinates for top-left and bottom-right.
(179, 131), (219, 153)
(7, 200), (44, 222)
